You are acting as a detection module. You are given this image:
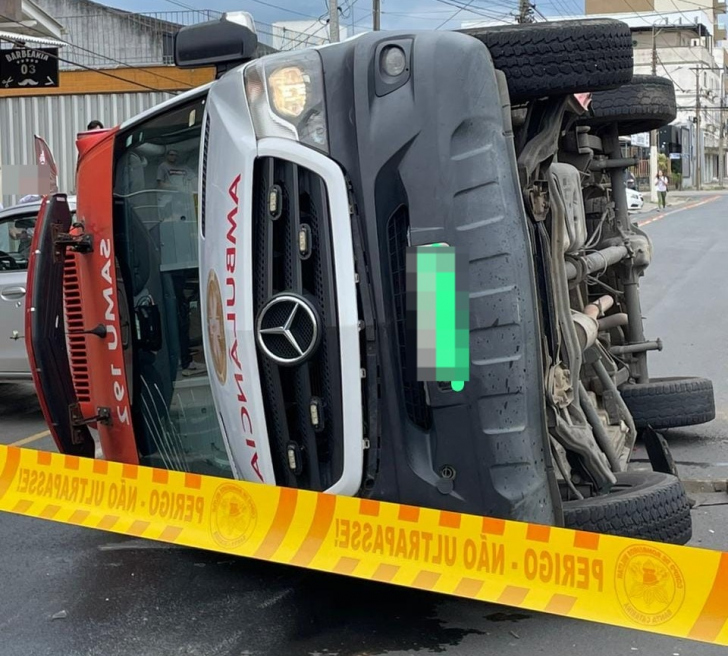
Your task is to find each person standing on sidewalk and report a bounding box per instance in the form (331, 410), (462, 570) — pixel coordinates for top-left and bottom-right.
(655, 170), (669, 209)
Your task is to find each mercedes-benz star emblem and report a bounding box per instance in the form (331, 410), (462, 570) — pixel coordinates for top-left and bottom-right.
(256, 294), (320, 365)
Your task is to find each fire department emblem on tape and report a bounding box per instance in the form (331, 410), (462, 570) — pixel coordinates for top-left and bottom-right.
(210, 484), (257, 549)
(615, 544), (686, 626)
(206, 270), (227, 385)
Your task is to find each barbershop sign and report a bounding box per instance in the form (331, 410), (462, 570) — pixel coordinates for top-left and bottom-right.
(1, 48), (59, 89)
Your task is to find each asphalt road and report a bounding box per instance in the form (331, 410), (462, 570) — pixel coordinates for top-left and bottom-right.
(1, 194), (727, 656)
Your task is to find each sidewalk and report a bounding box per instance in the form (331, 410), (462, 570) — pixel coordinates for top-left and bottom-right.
(631, 194), (692, 216)
(666, 189), (728, 199)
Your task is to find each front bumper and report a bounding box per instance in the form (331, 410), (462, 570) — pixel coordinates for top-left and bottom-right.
(25, 195), (95, 458)
(320, 30), (560, 523)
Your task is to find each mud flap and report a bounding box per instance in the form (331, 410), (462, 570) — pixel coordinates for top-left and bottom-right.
(642, 426), (679, 477)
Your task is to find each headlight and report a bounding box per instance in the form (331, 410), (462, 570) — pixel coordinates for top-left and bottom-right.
(268, 66), (308, 118)
(244, 50), (328, 153)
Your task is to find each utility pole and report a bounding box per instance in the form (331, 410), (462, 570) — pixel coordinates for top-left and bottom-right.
(689, 65), (723, 190)
(373, 0), (380, 30)
(517, 0), (534, 23)
(329, 0), (339, 42)
(720, 69), (725, 188)
(649, 27), (659, 203)
(695, 67), (702, 191)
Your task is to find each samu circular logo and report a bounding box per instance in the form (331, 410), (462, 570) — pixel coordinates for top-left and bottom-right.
(615, 544), (686, 626)
(206, 270), (227, 385)
(209, 484), (257, 549)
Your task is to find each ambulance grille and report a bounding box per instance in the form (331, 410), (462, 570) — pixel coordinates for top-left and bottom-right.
(252, 157), (343, 492)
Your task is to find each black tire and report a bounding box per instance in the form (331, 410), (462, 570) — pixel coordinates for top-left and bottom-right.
(459, 19), (633, 103)
(583, 74), (677, 135)
(620, 376), (715, 430)
(563, 471), (692, 545)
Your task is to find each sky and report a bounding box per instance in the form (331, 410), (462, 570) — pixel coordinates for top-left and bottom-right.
(105, 0), (586, 33)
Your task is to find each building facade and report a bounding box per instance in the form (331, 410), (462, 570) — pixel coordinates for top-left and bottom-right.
(584, 6), (727, 187)
(464, 6), (727, 187)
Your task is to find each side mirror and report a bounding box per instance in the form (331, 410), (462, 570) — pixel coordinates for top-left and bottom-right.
(175, 12), (259, 71)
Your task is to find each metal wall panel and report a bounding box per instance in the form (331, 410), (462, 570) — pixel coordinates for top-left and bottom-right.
(0, 91), (172, 206)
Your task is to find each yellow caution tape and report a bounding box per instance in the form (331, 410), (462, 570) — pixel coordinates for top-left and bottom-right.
(1, 444), (727, 644)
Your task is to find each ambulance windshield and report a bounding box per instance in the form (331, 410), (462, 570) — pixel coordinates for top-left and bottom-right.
(112, 94), (234, 479)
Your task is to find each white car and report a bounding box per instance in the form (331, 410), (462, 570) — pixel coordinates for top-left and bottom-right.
(0, 196), (76, 381)
(626, 187), (644, 211)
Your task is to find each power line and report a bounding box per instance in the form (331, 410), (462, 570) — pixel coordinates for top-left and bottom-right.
(452, 0), (520, 8)
(597, 0), (721, 72)
(539, 0), (576, 18)
(354, 10), (373, 25)
(339, 0), (359, 19)
(435, 0), (479, 29)
(536, 0), (582, 14)
(243, 0), (332, 20)
(666, 0), (726, 14)
(386, 9), (513, 22)
(0, 11), (196, 90)
(656, 54), (688, 92)
(158, 0), (197, 11)
(0, 34), (174, 93)
(432, 0), (519, 21)
(162, 0), (330, 21)
(384, 6), (514, 15)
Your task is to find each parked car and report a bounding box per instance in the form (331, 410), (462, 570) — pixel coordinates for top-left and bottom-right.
(626, 186), (644, 210)
(0, 197), (76, 381)
(27, 16), (713, 545)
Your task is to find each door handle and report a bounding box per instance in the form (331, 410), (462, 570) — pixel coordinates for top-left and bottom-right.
(1, 286), (26, 300)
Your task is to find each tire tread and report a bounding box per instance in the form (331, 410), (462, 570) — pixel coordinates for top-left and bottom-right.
(563, 472), (692, 545)
(584, 74), (677, 134)
(620, 377), (715, 430)
(460, 19), (634, 102)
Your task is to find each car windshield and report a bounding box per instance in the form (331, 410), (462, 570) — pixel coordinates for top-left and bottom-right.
(0, 207), (74, 270)
(112, 94), (233, 478)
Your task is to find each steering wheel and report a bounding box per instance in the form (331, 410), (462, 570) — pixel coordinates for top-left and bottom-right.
(0, 250), (18, 271)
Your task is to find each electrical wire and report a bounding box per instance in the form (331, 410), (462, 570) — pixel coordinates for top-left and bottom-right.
(591, 0), (723, 105)
(353, 11), (371, 26)
(432, 0), (521, 21)
(0, 10), (197, 90)
(375, 0), (522, 25)
(159, 0), (198, 11)
(536, 0), (582, 14)
(243, 0), (335, 20)
(383, 9), (510, 22)
(666, 0), (716, 24)
(339, 0), (359, 20)
(384, 7), (505, 15)
(656, 54), (688, 92)
(435, 0), (482, 29)
(160, 0), (328, 47)
(598, 0), (717, 63)
(450, 0), (523, 10)
(258, 24), (328, 48)
(0, 33), (182, 93)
